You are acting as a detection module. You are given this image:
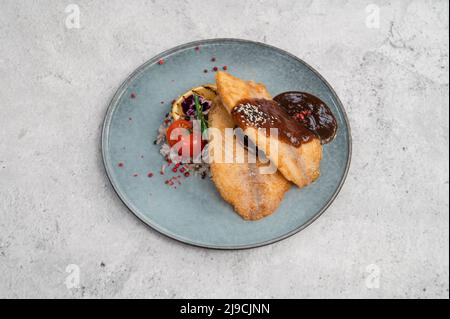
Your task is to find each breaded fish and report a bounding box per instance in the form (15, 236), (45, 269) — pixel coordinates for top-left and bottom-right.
(215, 71), (322, 188)
(208, 98), (291, 220)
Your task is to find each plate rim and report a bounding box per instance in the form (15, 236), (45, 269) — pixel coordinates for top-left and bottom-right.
(101, 38), (353, 250)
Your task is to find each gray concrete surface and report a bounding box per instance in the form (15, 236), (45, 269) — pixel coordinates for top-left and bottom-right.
(0, 0), (448, 299)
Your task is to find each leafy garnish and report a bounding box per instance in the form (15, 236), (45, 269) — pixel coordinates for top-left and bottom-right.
(194, 94), (208, 133)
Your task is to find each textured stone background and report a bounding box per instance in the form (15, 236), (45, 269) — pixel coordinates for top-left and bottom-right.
(0, 0), (448, 298)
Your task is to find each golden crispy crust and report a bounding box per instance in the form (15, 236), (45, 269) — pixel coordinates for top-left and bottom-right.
(209, 99), (291, 220)
(216, 71), (271, 113)
(215, 71), (322, 188)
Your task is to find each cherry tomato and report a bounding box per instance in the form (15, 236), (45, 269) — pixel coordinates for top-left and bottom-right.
(166, 119), (204, 158)
(166, 120), (192, 147)
(179, 133), (204, 158)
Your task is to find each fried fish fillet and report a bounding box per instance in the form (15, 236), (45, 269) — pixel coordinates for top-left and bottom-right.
(208, 98), (291, 220)
(215, 71), (322, 188)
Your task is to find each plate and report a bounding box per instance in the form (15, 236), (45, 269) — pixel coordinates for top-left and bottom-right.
(102, 39), (351, 249)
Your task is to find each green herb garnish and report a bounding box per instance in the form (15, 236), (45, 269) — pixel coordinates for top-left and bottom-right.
(194, 94), (208, 133)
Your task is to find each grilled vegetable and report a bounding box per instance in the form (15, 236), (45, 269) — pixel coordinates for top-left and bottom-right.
(171, 84), (217, 120)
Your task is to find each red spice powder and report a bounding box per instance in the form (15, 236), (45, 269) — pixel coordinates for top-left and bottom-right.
(158, 59), (165, 65)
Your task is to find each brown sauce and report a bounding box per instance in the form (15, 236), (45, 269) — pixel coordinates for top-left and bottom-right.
(231, 98), (315, 147)
(273, 92), (337, 144)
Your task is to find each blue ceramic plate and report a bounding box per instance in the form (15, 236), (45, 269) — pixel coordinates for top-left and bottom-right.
(102, 39), (351, 249)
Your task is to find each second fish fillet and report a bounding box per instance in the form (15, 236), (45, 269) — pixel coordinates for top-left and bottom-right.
(215, 71), (322, 188)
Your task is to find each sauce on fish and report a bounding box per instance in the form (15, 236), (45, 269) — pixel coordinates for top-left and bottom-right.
(273, 92), (338, 144)
(231, 98), (315, 147)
